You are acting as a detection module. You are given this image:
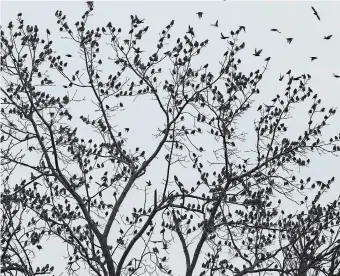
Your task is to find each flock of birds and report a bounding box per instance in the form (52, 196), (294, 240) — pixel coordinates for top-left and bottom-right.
(194, 6), (339, 79)
(85, 2), (339, 79)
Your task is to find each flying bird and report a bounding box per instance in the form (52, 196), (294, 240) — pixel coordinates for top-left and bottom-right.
(134, 15), (145, 24)
(239, 26), (246, 32)
(270, 28), (281, 33)
(333, 73), (340, 78)
(86, 1), (94, 9)
(311, 6), (320, 20)
(286, 38), (293, 44)
(253, 48), (263, 57)
(264, 57), (271, 62)
(323, 35), (332, 40)
(133, 47), (144, 53)
(211, 20), (219, 27)
(196, 12), (203, 19)
(279, 74), (284, 81)
(220, 32), (229, 40)
(310, 56), (318, 61)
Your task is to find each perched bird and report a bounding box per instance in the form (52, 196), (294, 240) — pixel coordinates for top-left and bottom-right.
(86, 1), (94, 9)
(220, 32), (229, 40)
(253, 48), (263, 57)
(46, 29), (50, 35)
(270, 28), (281, 33)
(239, 26), (246, 32)
(186, 25), (195, 36)
(66, 54), (72, 57)
(310, 56), (318, 61)
(196, 12), (203, 19)
(211, 20), (219, 27)
(286, 38), (293, 44)
(333, 73), (340, 78)
(323, 35), (332, 40)
(286, 69), (291, 75)
(264, 57), (271, 62)
(311, 6), (320, 21)
(279, 74), (284, 81)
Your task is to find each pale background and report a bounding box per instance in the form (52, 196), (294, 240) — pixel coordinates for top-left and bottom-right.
(1, 1), (340, 276)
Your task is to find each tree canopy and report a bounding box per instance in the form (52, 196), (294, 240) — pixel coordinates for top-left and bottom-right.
(1, 3), (340, 276)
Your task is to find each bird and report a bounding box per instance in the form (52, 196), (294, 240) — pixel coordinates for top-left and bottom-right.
(279, 74), (284, 81)
(264, 57), (271, 62)
(286, 38), (293, 44)
(270, 28), (281, 33)
(310, 56), (318, 61)
(211, 20), (218, 27)
(333, 73), (340, 78)
(134, 15), (144, 24)
(323, 35), (332, 40)
(86, 1), (94, 9)
(239, 26), (246, 32)
(186, 25), (195, 36)
(311, 6), (320, 21)
(66, 54), (72, 57)
(286, 69), (291, 75)
(146, 180), (152, 186)
(133, 47), (144, 53)
(196, 12), (203, 19)
(253, 48), (263, 57)
(46, 29), (50, 35)
(220, 32), (229, 40)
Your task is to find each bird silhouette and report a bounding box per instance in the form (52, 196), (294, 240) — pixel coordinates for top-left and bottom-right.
(264, 57), (271, 62)
(253, 48), (263, 57)
(187, 25), (195, 36)
(211, 20), (218, 27)
(146, 180), (152, 186)
(286, 38), (293, 44)
(239, 26), (246, 32)
(333, 73), (340, 78)
(86, 1), (94, 9)
(134, 15), (144, 24)
(270, 28), (281, 33)
(286, 69), (291, 75)
(311, 6), (320, 20)
(196, 12), (203, 19)
(279, 74), (284, 81)
(220, 32), (229, 40)
(323, 35), (332, 40)
(133, 47), (144, 53)
(310, 56), (318, 61)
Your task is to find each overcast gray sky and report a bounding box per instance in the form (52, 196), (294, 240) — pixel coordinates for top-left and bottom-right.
(1, 1), (340, 276)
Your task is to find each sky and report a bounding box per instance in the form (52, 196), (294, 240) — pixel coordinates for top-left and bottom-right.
(1, 1), (340, 276)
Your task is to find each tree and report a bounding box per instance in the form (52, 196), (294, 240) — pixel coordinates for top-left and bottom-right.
(1, 4), (340, 276)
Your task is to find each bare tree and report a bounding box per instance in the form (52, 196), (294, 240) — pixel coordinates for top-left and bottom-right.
(1, 4), (340, 276)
